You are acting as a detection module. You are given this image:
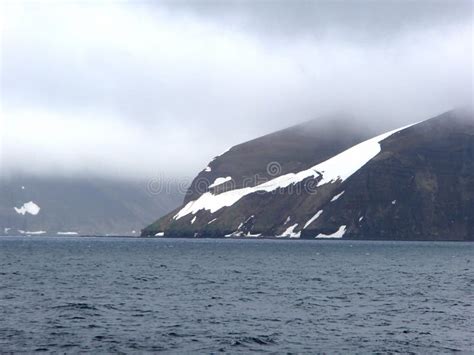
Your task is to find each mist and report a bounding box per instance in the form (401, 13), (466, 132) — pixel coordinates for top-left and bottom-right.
(1, 0), (472, 180)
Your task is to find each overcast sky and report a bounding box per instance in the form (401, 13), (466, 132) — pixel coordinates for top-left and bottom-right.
(1, 0), (472, 180)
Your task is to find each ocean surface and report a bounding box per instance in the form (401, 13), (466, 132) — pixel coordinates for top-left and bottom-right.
(0, 237), (472, 353)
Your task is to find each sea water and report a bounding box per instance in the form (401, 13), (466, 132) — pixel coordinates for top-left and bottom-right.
(0, 237), (472, 352)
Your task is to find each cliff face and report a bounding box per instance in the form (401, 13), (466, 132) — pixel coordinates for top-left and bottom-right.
(143, 109), (474, 241)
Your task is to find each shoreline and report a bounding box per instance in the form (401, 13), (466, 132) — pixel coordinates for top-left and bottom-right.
(1, 234), (472, 242)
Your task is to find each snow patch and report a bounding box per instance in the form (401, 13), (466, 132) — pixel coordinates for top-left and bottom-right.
(359, 216), (364, 222)
(225, 231), (242, 237)
(331, 191), (345, 202)
(278, 223), (301, 238)
(245, 232), (262, 238)
(14, 201), (41, 216)
(304, 210), (323, 229)
(57, 232), (79, 235)
(208, 218), (217, 224)
(191, 216), (197, 224)
(225, 231), (261, 238)
(155, 232), (164, 237)
(20, 230), (46, 235)
(316, 225), (346, 239)
(219, 147), (231, 156)
(4, 228), (11, 233)
(209, 176), (232, 188)
(209, 148), (231, 164)
(225, 216), (257, 237)
(284, 216), (291, 225)
(173, 122), (418, 220)
(392, 200), (397, 205)
(204, 166), (212, 172)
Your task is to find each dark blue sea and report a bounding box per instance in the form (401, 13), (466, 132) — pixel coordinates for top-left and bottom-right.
(0, 236), (472, 353)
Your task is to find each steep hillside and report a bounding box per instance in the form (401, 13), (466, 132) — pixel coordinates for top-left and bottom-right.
(184, 116), (377, 203)
(143, 109), (473, 241)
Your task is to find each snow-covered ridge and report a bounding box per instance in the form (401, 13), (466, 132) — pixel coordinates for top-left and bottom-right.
(14, 201), (41, 216)
(173, 122), (419, 220)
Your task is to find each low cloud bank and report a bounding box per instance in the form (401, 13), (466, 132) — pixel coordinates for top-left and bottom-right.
(1, 1), (472, 179)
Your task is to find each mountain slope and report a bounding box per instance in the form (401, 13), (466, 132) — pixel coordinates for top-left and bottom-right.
(143, 109), (474, 241)
(0, 176), (183, 236)
(184, 115), (378, 203)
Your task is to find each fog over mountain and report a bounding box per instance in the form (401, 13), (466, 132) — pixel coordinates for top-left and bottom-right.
(1, 0), (472, 181)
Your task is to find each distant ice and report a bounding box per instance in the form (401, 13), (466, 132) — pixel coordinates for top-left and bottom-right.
(14, 201), (41, 216)
(315, 225), (346, 239)
(304, 210), (323, 229)
(57, 232), (79, 235)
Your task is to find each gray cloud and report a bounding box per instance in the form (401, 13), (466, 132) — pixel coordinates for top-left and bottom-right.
(160, 0), (473, 40)
(1, 0), (472, 180)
